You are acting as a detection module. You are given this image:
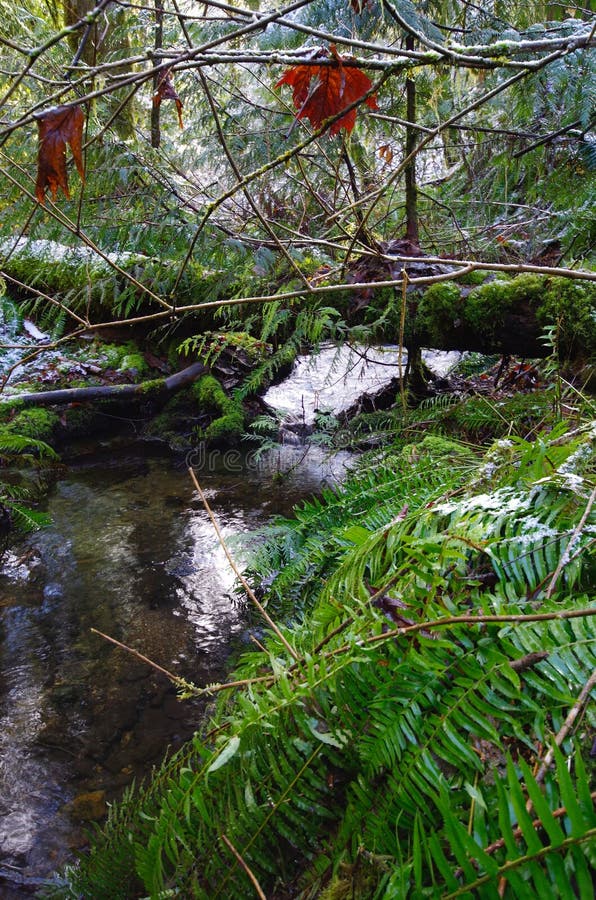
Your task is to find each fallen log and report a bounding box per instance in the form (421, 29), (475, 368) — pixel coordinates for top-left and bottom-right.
(348, 249), (595, 360)
(1, 361), (206, 409)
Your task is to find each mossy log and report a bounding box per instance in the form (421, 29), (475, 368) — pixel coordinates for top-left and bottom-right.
(1, 361), (206, 409)
(406, 274), (595, 358)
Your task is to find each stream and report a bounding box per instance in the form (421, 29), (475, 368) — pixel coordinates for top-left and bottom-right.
(0, 443), (350, 895)
(0, 309), (460, 893)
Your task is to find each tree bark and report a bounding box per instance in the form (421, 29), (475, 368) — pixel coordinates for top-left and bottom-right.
(151, 0), (164, 148)
(404, 34), (419, 245)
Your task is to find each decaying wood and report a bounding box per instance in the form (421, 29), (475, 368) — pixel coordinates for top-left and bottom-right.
(0, 361), (205, 409)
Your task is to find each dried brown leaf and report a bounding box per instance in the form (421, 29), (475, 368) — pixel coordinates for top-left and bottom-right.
(276, 45), (378, 136)
(35, 105), (85, 205)
(153, 70), (184, 129)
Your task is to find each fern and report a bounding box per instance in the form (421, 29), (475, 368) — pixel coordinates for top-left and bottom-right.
(56, 418), (596, 898)
(417, 746), (596, 899)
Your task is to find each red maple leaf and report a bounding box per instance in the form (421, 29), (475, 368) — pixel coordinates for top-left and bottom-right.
(35, 105), (85, 205)
(276, 46), (378, 136)
(153, 69), (184, 129)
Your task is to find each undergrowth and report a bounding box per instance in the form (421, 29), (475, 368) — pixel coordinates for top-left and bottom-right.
(52, 415), (596, 899)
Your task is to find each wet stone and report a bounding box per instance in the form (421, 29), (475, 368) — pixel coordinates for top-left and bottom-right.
(67, 790), (107, 822)
(42, 583), (63, 602)
(0, 811), (36, 866)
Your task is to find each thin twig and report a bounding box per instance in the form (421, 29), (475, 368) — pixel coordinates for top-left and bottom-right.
(220, 834), (267, 900)
(199, 674), (274, 695)
(455, 790), (596, 876)
(90, 627), (183, 684)
(188, 467), (301, 662)
(534, 667), (596, 785)
(318, 607), (596, 664)
(374, 606), (596, 641)
(509, 651), (549, 672)
(545, 487), (596, 599)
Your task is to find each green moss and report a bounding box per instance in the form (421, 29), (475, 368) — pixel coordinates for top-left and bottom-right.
(193, 375), (230, 409)
(137, 378), (164, 395)
(506, 274), (546, 303)
(416, 281), (463, 345)
(404, 434), (475, 460)
(193, 375), (245, 445)
(457, 270), (490, 286)
(0, 399), (24, 422)
(93, 341), (135, 369)
(118, 353), (148, 375)
(8, 408), (60, 441)
(414, 274), (594, 353)
(464, 279), (515, 335)
(461, 274), (596, 354)
(537, 277), (596, 355)
(204, 410), (244, 442)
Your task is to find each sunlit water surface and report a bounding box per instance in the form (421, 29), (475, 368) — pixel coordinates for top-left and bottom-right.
(0, 446), (350, 894)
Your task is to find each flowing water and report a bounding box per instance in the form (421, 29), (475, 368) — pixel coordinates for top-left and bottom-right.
(263, 343), (461, 423)
(0, 318), (460, 893)
(0, 444), (350, 895)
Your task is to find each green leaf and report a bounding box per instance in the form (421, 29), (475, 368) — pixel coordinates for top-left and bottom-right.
(308, 720), (345, 748)
(341, 524), (372, 545)
(518, 758), (565, 847)
(207, 735), (241, 773)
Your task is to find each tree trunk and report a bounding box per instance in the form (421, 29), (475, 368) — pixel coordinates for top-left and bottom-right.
(151, 0), (164, 148)
(404, 35), (419, 245)
(63, 0), (135, 139)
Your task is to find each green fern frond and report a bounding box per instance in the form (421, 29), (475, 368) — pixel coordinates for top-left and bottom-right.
(58, 421), (596, 898)
(422, 746), (596, 899)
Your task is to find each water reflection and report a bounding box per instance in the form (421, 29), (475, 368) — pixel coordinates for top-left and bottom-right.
(263, 342), (461, 423)
(0, 444), (348, 891)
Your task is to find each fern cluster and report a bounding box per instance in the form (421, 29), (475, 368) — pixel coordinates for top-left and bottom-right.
(56, 418), (596, 898)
